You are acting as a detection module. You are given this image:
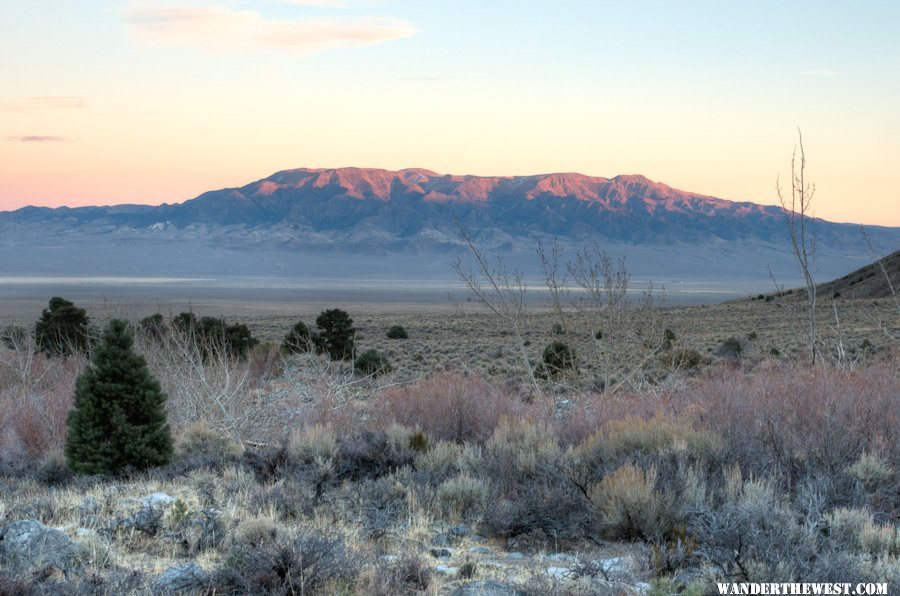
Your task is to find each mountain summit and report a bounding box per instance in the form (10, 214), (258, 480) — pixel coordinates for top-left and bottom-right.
(1, 167), (898, 281)
(160, 167), (781, 238)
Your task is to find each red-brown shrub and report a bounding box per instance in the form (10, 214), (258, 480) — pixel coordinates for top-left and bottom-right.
(374, 372), (527, 443)
(0, 350), (82, 467)
(682, 361), (900, 485)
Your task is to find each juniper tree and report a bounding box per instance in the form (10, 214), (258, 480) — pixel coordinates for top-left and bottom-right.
(315, 309), (356, 361)
(34, 296), (91, 356)
(282, 320), (313, 354)
(65, 319), (172, 475)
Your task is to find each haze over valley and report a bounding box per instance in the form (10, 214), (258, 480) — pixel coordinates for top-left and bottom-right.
(2, 167), (897, 307)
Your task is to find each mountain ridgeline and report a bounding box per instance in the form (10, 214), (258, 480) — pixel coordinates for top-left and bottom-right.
(1, 167), (898, 281)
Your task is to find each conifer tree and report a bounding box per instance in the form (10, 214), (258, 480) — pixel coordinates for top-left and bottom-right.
(315, 309), (355, 361)
(65, 319), (172, 475)
(34, 296), (91, 356)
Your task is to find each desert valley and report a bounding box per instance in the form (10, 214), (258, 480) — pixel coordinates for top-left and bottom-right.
(2, 2), (899, 594)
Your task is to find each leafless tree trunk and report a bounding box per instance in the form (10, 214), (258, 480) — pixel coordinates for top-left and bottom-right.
(777, 129), (818, 363)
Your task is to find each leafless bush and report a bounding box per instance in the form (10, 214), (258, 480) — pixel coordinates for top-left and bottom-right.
(567, 242), (668, 393)
(454, 225), (543, 400)
(0, 334), (84, 468)
(137, 325), (279, 445)
(683, 362), (900, 509)
(692, 469), (818, 581)
(777, 129), (819, 363)
(375, 371), (527, 443)
(209, 528), (362, 595)
(368, 552), (432, 596)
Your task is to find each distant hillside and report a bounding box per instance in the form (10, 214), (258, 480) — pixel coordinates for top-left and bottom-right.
(818, 249), (900, 300)
(1, 167), (899, 284)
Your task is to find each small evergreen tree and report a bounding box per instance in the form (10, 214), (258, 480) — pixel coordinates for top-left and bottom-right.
(34, 296), (91, 356)
(282, 321), (314, 354)
(536, 341), (578, 379)
(355, 349), (393, 377)
(65, 319), (172, 475)
(173, 311), (197, 334)
(315, 309), (355, 361)
(140, 313), (167, 341)
(386, 325), (408, 340)
(173, 313), (258, 359)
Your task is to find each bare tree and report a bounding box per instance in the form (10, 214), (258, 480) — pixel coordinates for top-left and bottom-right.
(0, 327), (49, 393)
(138, 323), (271, 445)
(568, 242), (666, 393)
(454, 225), (543, 401)
(777, 129), (818, 363)
(537, 239), (570, 334)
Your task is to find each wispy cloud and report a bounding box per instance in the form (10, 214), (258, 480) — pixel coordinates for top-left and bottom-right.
(7, 135), (70, 143)
(0, 97), (86, 112)
(122, 3), (417, 56)
(799, 69), (840, 78)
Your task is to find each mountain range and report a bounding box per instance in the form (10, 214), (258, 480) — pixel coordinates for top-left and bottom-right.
(2, 167), (898, 284)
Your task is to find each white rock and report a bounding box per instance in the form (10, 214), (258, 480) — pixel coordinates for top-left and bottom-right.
(435, 565), (459, 574)
(546, 566), (570, 579)
(142, 492), (174, 508)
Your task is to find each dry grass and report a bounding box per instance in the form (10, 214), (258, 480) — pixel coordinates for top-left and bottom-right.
(0, 298), (898, 592)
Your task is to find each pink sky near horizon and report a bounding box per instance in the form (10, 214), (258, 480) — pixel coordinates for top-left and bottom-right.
(2, 1), (899, 227)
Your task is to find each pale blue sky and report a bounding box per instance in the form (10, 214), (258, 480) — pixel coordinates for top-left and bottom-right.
(2, 0), (899, 224)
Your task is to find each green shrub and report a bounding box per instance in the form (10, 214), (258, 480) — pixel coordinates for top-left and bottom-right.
(588, 463), (677, 541)
(719, 336), (743, 359)
(172, 311), (197, 334)
(172, 314), (258, 359)
(34, 296), (91, 356)
(846, 452), (893, 490)
(316, 309), (355, 361)
(662, 328), (676, 350)
(579, 414), (723, 468)
(480, 421), (591, 539)
(536, 340), (578, 379)
(413, 441), (465, 481)
(355, 349), (393, 377)
(139, 313), (166, 341)
(661, 348), (703, 371)
(435, 474), (489, 521)
(386, 325), (408, 340)
(282, 320), (313, 354)
(178, 420), (241, 459)
(65, 319), (172, 475)
(552, 322), (566, 335)
(198, 316), (258, 358)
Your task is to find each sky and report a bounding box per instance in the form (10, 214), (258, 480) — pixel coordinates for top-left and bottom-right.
(1, 1), (899, 225)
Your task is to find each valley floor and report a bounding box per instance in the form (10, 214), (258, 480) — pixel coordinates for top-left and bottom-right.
(1, 296), (898, 594)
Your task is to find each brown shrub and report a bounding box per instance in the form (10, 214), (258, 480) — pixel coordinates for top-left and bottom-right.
(683, 362), (900, 490)
(374, 372), (526, 443)
(552, 391), (682, 448)
(0, 350), (82, 468)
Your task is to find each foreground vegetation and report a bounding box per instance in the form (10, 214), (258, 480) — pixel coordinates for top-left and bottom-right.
(0, 299), (898, 594)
